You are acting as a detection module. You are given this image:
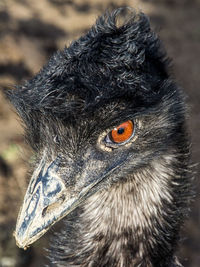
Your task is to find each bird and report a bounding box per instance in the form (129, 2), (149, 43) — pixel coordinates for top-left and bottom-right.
(7, 8), (192, 267)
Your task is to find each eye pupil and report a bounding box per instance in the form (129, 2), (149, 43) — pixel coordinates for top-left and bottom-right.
(117, 128), (125, 135)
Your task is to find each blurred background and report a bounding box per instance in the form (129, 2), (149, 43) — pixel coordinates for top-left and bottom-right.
(0, 0), (199, 266)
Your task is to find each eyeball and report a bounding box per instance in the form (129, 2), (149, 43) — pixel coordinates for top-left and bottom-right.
(106, 120), (134, 145)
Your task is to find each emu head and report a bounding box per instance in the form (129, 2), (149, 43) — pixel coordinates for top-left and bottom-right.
(8, 9), (190, 249)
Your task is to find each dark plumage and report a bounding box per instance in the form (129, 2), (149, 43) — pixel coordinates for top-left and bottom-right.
(7, 8), (192, 267)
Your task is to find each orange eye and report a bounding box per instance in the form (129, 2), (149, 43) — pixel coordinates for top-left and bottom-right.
(110, 120), (134, 144)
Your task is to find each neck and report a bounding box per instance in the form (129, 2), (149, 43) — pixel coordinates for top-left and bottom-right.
(49, 155), (188, 267)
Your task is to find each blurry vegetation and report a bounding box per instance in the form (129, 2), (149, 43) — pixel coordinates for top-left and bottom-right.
(1, 144), (20, 162)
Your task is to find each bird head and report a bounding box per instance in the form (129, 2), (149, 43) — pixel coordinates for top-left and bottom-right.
(7, 9), (189, 249)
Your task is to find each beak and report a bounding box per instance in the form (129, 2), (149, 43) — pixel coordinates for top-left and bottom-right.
(14, 150), (125, 249)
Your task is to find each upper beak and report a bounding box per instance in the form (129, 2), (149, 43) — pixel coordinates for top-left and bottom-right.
(14, 150), (125, 249)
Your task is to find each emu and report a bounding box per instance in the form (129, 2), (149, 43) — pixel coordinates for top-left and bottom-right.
(8, 9), (191, 267)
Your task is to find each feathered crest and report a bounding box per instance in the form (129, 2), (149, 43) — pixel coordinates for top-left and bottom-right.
(6, 8), (169, 122)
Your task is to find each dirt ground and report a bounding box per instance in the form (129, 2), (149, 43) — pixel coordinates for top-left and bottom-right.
(0, 0), (199, 266)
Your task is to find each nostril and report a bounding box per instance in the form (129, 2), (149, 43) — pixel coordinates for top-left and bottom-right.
(41, 196), (65, 218)
(42, 207), (48, 217)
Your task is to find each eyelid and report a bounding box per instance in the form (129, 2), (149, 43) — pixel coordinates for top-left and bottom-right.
(105, 130), (134, 146)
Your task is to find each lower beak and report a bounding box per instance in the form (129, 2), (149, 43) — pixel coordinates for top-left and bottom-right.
(14, 151), (124, 249)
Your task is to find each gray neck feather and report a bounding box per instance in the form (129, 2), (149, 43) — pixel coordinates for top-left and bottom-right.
(49, 155), (183, 267)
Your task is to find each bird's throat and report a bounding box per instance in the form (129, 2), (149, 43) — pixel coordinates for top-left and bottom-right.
(49, 156), (183, 267)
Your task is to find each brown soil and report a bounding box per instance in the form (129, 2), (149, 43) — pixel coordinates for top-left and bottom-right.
(0, 0), (199, 266)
